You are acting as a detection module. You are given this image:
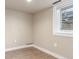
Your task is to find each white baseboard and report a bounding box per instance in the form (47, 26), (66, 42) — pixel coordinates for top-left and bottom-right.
(5, 44), (67, 59)
(5, 45), (33, 52)
(33, 45), (67, 59)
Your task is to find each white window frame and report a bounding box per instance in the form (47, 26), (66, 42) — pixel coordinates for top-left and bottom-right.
(53, 4), (73, 37)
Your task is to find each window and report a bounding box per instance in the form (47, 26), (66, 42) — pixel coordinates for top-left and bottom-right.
(53, 5), (73, 37)
(61, 6), (73, 30)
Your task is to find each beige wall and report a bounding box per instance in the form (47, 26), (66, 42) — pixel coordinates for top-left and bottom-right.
(5, 9), (33, 49)
(33, 7), (73, 59)
(5, 7), (73, 59)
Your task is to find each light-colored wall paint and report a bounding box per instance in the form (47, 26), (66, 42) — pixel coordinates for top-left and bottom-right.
(5, 9), (33, 49)
(5, 7), (73, 59)
(33, 7), (73, 59)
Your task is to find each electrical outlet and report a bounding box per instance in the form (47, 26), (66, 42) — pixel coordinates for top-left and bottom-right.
(14, 40), (16, 43)
(54, 43), (57, 47)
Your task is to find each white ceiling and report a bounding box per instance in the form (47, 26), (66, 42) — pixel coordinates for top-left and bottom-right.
(5, 0), (57, 13)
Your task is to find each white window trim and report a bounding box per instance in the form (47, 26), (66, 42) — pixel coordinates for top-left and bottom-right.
(52, 4), (73, 37)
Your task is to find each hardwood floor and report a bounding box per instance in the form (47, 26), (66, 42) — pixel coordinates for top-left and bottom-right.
(5, 47), (57, 59)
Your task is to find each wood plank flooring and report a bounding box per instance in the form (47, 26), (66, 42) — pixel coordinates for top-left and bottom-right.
(5, 47), (57, 59)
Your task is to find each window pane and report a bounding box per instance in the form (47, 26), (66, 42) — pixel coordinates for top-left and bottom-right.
(61, 6), (73, 30)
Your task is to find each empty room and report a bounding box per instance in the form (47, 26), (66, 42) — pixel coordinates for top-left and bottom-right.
(5, 0), (73, 59)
